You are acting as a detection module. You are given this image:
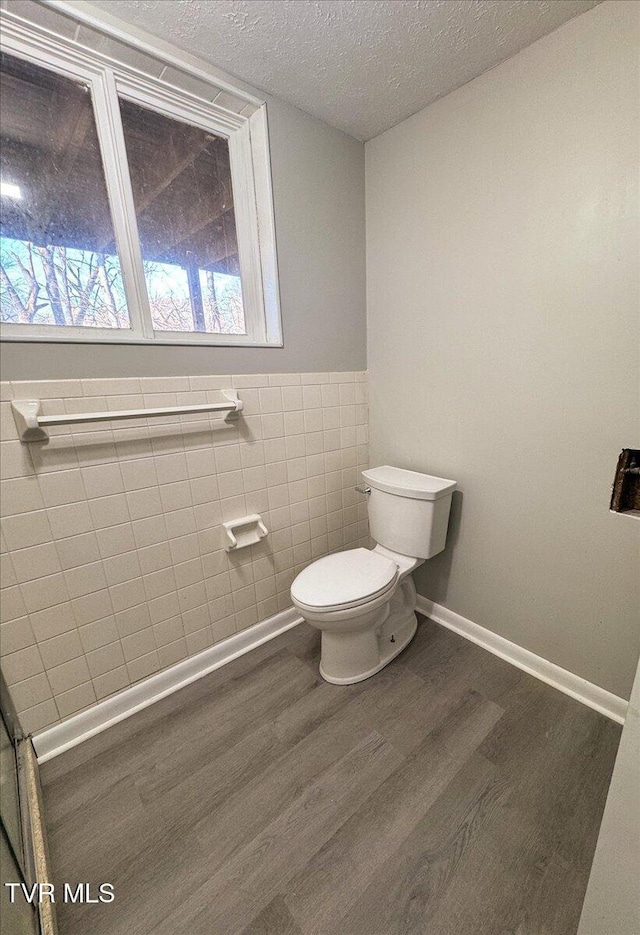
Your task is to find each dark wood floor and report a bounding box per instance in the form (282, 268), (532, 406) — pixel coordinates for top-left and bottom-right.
(41, 617), (621, 935)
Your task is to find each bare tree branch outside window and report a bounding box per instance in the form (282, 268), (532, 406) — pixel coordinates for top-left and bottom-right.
(0, 239), (128, 327)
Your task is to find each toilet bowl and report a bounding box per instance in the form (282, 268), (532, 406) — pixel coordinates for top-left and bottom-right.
(291, 545), (422, 684)
(290, 465), (457, 684)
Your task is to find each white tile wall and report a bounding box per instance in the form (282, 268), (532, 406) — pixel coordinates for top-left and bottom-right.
(0, 372), (369, 733)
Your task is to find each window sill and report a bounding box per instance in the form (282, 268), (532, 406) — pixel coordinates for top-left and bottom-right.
(0, 333), (283, 349)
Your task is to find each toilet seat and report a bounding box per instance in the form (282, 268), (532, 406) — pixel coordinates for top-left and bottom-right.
(291, 548), (398, 613)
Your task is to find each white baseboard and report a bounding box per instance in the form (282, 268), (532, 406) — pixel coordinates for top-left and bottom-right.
(33, 607), (303, 763)
(415, 595), (628, 724)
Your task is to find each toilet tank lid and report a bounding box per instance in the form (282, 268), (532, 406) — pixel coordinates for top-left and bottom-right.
(363, 466), (456, 501)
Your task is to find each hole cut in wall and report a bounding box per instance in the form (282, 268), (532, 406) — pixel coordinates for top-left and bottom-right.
(610, 449), (640, 517)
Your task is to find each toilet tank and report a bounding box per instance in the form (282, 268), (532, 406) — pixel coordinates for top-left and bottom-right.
(362, 465), (456, 560)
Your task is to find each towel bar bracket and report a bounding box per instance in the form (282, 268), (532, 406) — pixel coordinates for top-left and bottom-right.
(10, 400), (47, 442)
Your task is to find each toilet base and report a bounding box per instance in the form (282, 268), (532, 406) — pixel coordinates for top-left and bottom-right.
(319, 611), (418, 685)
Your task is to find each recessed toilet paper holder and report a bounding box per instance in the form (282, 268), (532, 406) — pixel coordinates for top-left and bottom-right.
(223, 514), (269, 552)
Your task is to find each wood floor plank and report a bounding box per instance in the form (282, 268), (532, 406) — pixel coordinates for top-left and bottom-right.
(153, 732), (404, 935)
(240, 897), (304, 935)
(275, 660), (455, 756)
(341, 745), (600, 935)
(364, 662), (468, 755)
(272, 623), (321, 670)
(140, 721), (287, 832)
(405, 784), (582, 935)
(133, 653), (317, 803)
(517, 851), (593, 935)
(478, 678), (621, 874)
(46, 772), (147, 880)
(42, 737), (138, 831)
(335, 752), (508, 935)
(272, 678), (369, 746)
(405, 615), (524, 704)
(195, 691), (376, 867)
(284, 691), (504, 934)
(56, 817), (211, 935)
(195, 661), (460, 868)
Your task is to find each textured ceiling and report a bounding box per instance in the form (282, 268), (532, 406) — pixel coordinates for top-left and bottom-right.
(87, 0), (602, 140)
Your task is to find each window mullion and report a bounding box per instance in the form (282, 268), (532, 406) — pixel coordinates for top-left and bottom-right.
(91, 67), (153, 340)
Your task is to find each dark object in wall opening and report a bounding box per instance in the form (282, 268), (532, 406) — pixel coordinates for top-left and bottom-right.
(610, 449), (640, 515)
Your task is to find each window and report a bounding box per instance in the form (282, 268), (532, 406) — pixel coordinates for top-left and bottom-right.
(0, 17), (281, 347)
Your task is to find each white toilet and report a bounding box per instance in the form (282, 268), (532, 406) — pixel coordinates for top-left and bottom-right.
(290, 465), (457, 684)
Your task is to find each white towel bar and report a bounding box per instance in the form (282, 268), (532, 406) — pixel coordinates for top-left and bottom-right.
(11, 390), (243, 441)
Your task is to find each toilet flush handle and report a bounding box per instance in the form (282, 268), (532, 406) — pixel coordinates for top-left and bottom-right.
(355, 485), (371, 495)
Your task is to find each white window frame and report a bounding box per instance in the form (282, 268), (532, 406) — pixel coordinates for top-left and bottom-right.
(0, 13), (282, 348)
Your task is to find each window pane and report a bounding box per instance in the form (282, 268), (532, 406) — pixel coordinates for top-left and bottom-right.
(0, 53), (129, 329)
(118, 97), (246, 335)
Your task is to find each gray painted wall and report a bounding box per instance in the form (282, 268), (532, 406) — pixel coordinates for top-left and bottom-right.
(366, 0), (640, 699)
(0, 94), (366, 379)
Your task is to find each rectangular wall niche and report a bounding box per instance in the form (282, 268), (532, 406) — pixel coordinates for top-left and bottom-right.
(610, 449), (640, 516)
